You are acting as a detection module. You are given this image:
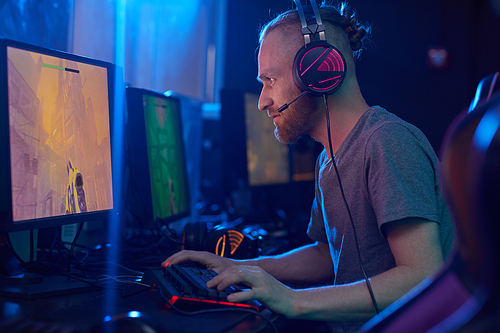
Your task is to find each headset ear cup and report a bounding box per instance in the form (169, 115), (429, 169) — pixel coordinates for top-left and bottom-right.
(183, 223), (259, 258)
(182, 222), (207, 251)
(204, 226), (230, 257)
(182, 222), (193, 250)
(195, 222), (208, 251)
(293, 41), (346, 96)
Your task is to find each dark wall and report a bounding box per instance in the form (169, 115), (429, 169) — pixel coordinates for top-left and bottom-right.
(224, 0), (290, 94)
(0, 0), (71, 51)
(223, 0), (500, 153)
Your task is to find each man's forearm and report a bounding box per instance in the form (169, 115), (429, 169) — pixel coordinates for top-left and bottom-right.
(289, 263), (434, 322)
(238, 242), (334, 283)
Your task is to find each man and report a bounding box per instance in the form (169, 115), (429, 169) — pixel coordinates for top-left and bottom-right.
(163, 2), (454, 332)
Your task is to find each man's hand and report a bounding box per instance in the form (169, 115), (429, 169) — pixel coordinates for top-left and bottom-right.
(207, 265), (297, 317)
(161, 250), (235, 273)
(162, 251), (299, 317)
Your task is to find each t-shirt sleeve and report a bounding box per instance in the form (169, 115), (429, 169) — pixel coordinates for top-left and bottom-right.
(307, 151), (329, 243)
(365, 122), (442, 233)
(307, 196), (329, 243)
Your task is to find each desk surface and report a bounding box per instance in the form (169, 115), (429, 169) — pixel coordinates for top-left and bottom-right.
(0, 274), (288, 333)
(0, 223), (329, 332)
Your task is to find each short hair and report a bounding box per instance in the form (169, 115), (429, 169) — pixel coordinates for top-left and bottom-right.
(259, 1), (371, 59)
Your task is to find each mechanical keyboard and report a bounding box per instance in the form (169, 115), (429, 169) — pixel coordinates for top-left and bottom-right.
(142, 264), (262, 311)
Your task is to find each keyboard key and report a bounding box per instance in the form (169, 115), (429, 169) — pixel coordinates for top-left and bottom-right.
(166, 265), (240, 301)
(147, 267), (262, 311)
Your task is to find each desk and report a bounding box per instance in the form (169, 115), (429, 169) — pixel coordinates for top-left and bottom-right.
(0, 226), (329, 332)
(0, 273), (288, 333)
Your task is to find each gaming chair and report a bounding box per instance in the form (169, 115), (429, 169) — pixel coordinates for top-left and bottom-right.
(358, 76), (500, 332)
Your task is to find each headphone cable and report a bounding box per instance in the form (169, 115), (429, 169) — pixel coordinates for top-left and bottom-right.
(323, 93), (380, 314)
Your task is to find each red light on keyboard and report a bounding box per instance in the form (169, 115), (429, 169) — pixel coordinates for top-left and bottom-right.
(168, 296), (259, 311)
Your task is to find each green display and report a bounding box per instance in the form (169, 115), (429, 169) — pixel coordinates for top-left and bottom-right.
(143, 95), (189, 221)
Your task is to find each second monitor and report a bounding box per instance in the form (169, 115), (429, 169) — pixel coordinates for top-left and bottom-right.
(219, 89), (321, 220)
(125, 87), (190, 230)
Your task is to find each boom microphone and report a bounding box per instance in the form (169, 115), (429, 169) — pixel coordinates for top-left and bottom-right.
(278, 90), (310, 112)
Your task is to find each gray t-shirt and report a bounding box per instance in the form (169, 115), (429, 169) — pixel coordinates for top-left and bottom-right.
(307, 106), (454, 332)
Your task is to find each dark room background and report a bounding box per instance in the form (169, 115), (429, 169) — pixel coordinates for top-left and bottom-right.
(224, 0), (500, 153)
(1, 0), (499, 229)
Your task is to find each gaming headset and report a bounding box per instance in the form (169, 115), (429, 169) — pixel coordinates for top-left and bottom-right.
(182, 222), (259, 259)
(291, 0), (381, 314)
(278, 0), (347, 113)
(292, 0), (346, 96)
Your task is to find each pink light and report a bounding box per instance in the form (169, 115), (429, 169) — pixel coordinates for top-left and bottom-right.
(317, 75), (341, 84)
(173, 296), (259, 310)
(317, 51), (344, 72)
(300, 47), (330, 76)
(309, 78), (340, 90)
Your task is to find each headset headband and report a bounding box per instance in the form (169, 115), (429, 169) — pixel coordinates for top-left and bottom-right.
(293, 0), (326, 44)
(292, 0), (346, 95)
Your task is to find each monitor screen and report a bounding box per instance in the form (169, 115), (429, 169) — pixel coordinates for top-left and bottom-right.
(242, 92), (320, 185)
(125, 87), (190, 228)
(0, 39), (116, 232)
(219, 89), (320, 220)
(244, 93), (290, 186)
(220, 89), (291, 195)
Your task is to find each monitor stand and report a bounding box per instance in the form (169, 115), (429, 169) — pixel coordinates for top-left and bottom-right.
(0, 233), (95, 300)
(0, 273), (95, 300)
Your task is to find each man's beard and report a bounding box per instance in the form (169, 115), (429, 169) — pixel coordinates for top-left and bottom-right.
(274, 91), (319, 144)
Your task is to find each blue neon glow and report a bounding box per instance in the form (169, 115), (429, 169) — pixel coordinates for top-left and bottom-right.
(128, 311), (142, 318)
(473, 108), (500, 150)
(103, 0), (127, 322)
(469, 82), (485, 112)
(124, 0), (204, 84)
(2, 302), (21, 318)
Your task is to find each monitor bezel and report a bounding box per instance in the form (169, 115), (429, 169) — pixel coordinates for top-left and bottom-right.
(125, 86), (191, 228)
(0, 38), (118, 232)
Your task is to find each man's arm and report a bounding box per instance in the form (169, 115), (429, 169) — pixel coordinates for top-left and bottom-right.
(246, 241), (334, 283)
(209, 218), (444, 321)
(162, 241), (334, 284)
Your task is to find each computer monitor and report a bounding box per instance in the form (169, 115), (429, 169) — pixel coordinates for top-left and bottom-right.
(243, 92), (291, 186)
(220, 89), (320, 220)
(220, 89), (290, 192)
(0, 39), (118, 298)
(220, 89), (320, 186)
(125, 87), (190, 229)
(0, 39), (116, 232)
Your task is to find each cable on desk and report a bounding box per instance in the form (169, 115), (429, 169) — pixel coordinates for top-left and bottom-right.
(95, 274), (149, 287)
